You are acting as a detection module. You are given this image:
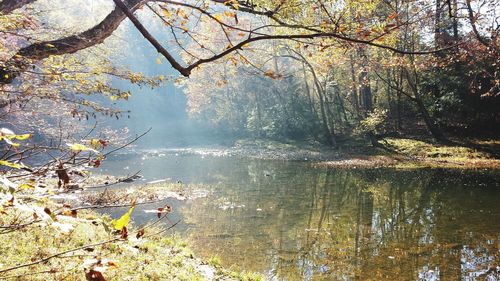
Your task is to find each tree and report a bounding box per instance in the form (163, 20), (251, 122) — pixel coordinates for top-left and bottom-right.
(1, 0), (463, 86)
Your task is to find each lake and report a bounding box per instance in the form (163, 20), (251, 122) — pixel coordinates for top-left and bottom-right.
(101, 150), (500, 280)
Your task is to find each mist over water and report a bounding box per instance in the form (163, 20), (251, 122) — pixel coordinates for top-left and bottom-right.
(104, 20), (225, 149)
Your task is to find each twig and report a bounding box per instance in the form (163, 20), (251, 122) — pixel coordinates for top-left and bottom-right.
(103, 127), (152, 157)
(0, 269), (67, 280)
(83, 170), (141, 189)
(64, 199), (166, 213)
(144, 219), (181, 238)
(0, 238), (120, 274)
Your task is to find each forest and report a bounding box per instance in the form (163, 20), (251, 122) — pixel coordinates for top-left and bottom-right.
(0, 0), (499, 280)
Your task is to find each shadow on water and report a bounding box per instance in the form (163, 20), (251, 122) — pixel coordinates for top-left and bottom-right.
(102, 151), (500, 280)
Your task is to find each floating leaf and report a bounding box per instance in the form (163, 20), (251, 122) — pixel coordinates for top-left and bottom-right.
(144, 204), (172, 218)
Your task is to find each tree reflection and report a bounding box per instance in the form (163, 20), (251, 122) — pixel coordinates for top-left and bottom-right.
(178, 164), (499, 280)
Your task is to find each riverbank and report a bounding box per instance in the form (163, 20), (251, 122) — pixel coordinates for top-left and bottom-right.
(181, 137), (500, 169)
(0, 180), (262, 281)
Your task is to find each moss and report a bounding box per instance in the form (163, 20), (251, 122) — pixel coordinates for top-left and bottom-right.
(208, 255), (222, 267)
(379, 137), (499, 168)
(228, 270), (264, 281)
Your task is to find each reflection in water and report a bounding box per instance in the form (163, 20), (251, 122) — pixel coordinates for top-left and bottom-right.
(103, 152), (500, 280)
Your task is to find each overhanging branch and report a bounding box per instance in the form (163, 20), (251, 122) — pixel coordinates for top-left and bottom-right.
(0, 0), (145, 84)
(0, 0), (37, 14)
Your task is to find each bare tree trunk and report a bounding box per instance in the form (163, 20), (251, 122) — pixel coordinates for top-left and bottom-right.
(302, 64), (316, 117)
(404, 64), (448, 142)
(349, 55), (361, 118)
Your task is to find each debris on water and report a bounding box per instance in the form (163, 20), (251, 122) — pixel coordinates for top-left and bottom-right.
(219, 201), (245, 210)
(119, 174), (142, 183)
(147, 179), (168, 184)
(50, 194), (79, 201)
(190, 189), (209, 199)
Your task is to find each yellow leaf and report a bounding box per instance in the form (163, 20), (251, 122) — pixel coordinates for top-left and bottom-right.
(90, 139), (100, 149)
(162, 8), (172, 18)
(66, 143), (98, 153)
(177, 9), (188, 19)
(156, 58), (162, 64)
(0, 160), (26, 169)
(45, 43), (55, 48)
(213, 14), (222, 22)
(112, 204), (135, 230)
(3, 138), (20, 147)
(14, 134), (31, 140)
(19, 183), (35, 189)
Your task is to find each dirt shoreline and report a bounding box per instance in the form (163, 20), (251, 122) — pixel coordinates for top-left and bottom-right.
(163, 138), (500, 170)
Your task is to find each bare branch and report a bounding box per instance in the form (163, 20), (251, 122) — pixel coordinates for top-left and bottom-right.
(0, 0), (36, 14)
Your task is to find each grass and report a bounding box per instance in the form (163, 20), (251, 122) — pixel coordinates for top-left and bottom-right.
(0, 197), (263, 280)
(380, 137), (500, 169)
(231, 136), (500, 169)
(383, 138), (489, 160)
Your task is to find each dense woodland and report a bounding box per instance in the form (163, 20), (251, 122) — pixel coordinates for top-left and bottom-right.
(181, 1), (499, 145)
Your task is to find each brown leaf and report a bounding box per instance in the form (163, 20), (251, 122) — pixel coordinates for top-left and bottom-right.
(136, 229), (145, 239)
(85, 270), (106, 281)
(44, 207), (57, 220)
(156, 204), (172, 218)
(61, 210), (77, 218)
(56, 163), (70, 188)
(99, 140), (108, 147)
(120, 226), (128, 239)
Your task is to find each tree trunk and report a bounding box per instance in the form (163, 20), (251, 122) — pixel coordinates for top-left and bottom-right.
(404, 66), (448, 142)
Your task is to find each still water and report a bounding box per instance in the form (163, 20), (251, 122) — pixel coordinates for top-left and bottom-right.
(102, 150), (500, 280)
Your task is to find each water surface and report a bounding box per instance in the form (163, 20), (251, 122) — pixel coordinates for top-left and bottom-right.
(102, 151), (500, 280)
